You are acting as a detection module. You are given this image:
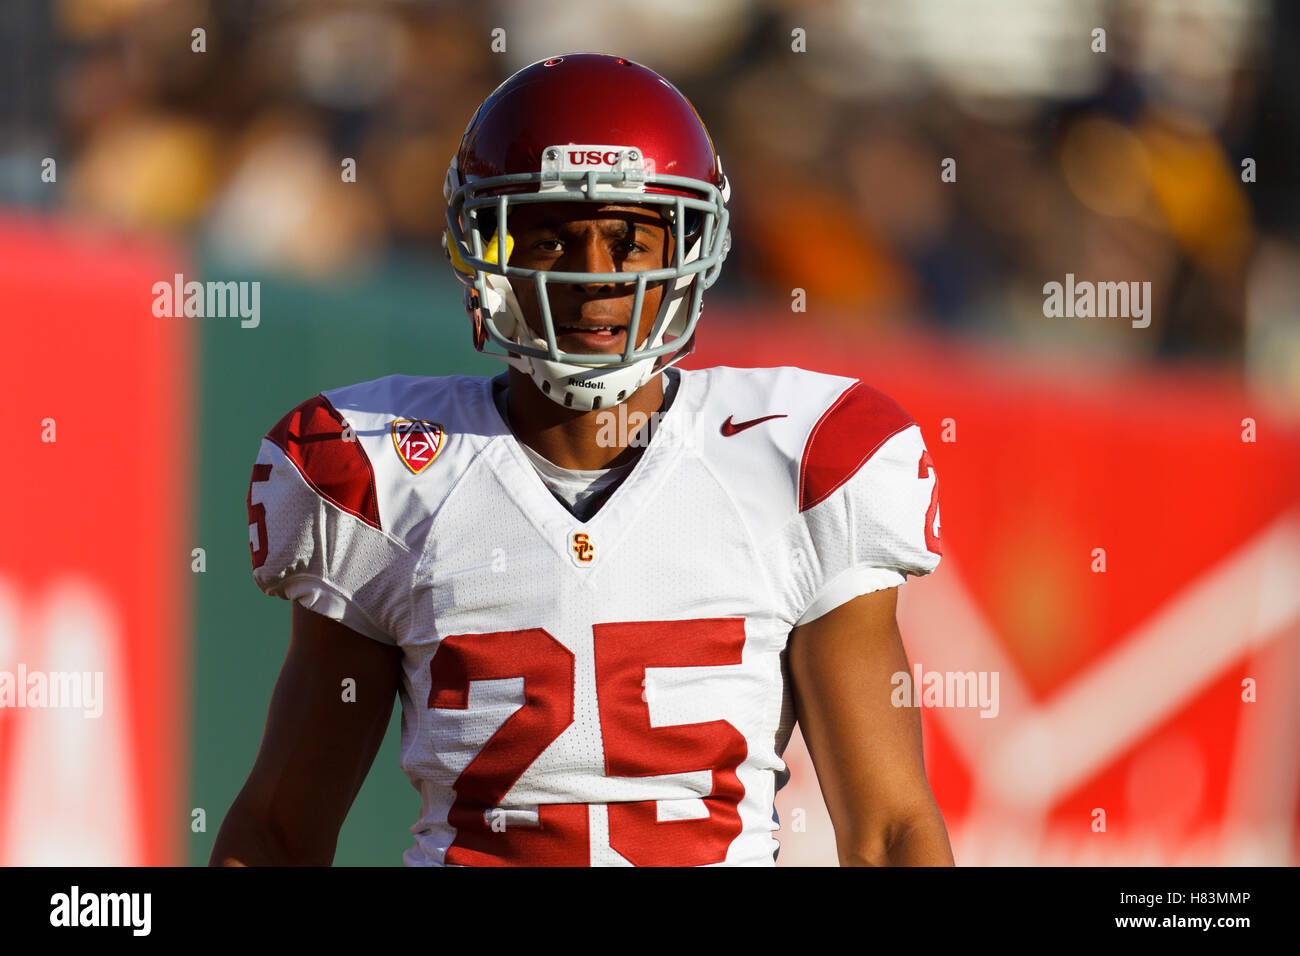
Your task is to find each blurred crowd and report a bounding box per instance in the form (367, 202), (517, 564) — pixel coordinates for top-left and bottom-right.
(2, 0), (1297, 401)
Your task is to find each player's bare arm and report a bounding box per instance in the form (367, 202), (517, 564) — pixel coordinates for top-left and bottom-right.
(788, 586), (955, 866)
(210, 604), (401, 866)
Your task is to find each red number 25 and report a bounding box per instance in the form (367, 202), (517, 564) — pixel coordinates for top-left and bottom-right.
(428, 618), (748, 867)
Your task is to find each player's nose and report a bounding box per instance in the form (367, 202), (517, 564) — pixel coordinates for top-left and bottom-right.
(564, 230), (618, 290)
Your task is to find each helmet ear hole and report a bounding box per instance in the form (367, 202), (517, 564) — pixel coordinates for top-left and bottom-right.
(665, 207), (702, 247)
(473, 210), (499, 244)
(680, 209), (703, 242)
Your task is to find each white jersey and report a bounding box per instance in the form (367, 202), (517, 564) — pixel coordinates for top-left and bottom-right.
(246, 365), (942, 866)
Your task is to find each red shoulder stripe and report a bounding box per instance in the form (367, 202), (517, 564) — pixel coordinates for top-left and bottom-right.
(798, 381), (914, 513)
(265, 394), (382, 530)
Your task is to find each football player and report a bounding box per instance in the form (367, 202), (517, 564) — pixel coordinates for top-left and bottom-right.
(212, 53), (953, 867)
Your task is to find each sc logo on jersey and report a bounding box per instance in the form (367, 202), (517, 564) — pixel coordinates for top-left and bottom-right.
(568, 531), (596, 566)
(391, 419), (445, 475)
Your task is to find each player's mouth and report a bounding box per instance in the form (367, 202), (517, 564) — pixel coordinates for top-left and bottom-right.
(554, 322), (628, 352)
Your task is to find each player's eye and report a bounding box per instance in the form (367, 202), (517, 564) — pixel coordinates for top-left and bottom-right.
(531, 237), (645, 255)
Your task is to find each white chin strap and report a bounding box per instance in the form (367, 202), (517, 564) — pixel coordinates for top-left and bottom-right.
(479, 236), (704, 412)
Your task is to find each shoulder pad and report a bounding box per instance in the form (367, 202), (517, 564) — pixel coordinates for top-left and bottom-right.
(798, 381), (915, 513)
(265, 393), (382, 529)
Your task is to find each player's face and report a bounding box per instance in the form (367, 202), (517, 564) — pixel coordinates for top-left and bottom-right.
(506, 202), (672, 356)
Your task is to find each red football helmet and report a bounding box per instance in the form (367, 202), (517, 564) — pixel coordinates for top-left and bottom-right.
(443, 53), (732, 410)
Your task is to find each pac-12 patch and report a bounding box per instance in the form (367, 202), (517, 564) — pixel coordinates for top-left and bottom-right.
(391, 419), (445, 474)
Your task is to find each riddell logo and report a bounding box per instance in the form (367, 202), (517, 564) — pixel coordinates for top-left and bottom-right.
(568, 379), (604, 389)
(568, 150), (623, 166)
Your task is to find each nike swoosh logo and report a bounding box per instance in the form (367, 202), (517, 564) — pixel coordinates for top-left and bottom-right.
(720, 413), (788, 436)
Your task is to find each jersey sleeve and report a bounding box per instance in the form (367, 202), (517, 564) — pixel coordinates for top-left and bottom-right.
(246, 394), (413, 645)
(792, 382), (942, 626)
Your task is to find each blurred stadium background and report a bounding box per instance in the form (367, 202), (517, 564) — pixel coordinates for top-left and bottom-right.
(1, 0), (1297, 866)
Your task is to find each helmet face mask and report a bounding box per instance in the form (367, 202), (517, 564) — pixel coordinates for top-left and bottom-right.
(443, 54), (732, 411)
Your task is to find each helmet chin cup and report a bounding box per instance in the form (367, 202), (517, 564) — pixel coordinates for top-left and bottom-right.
(520, 354), (662, 412)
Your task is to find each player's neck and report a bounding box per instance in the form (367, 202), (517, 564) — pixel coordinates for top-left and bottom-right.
(503, 368), (666, 471)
